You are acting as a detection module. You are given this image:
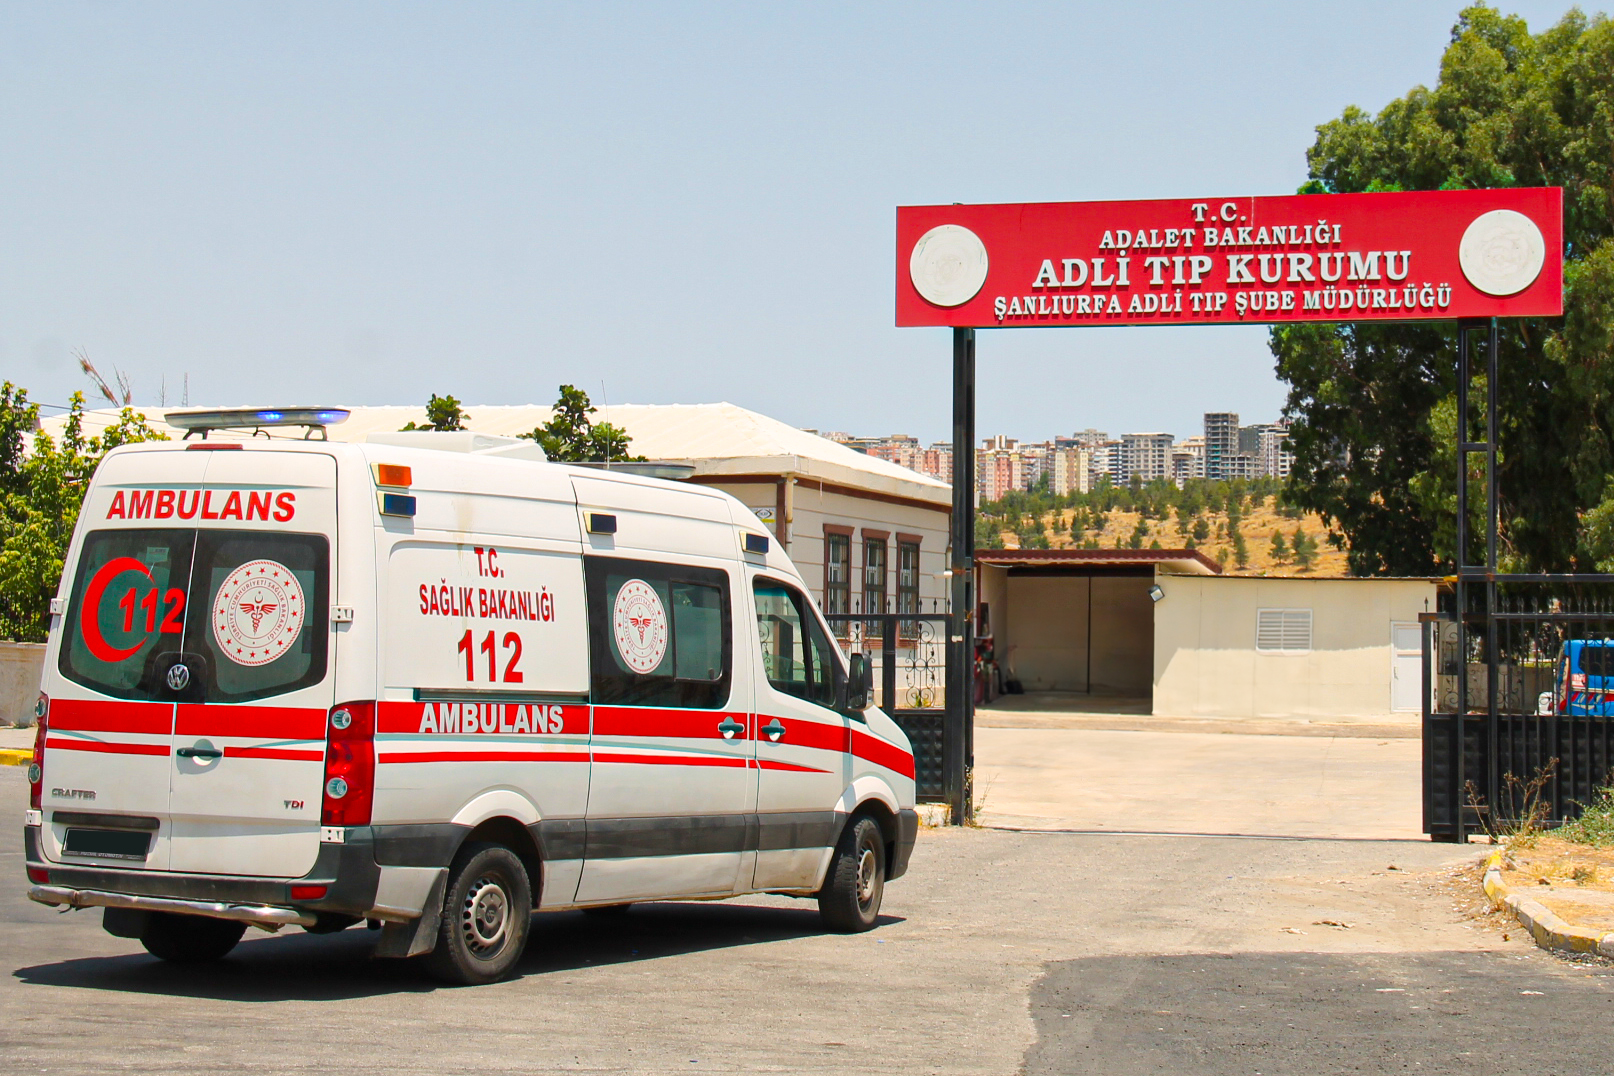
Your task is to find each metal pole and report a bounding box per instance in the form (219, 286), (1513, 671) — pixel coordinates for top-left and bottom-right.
(1455, 320), (1470, 837)
(1486, 317), (1500, 821)
(946, 327), (976, 824)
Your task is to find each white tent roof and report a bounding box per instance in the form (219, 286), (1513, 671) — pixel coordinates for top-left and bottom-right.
(41, 402), (952, 508)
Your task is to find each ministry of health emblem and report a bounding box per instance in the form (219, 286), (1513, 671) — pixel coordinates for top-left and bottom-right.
(212, 558), (304, 667)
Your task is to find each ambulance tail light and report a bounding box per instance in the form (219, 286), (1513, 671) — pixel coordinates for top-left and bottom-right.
(28, 693), (47, 810)
(321, 701), (375, 827)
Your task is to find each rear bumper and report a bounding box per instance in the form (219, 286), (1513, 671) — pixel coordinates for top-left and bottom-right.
(28, 884), (314, 927)
(24, 823), (386, 921)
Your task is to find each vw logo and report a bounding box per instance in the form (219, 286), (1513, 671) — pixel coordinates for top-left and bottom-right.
(165, 663), (191, 691)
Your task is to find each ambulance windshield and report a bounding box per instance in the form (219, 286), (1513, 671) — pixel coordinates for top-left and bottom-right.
(59, 528), (329, 704)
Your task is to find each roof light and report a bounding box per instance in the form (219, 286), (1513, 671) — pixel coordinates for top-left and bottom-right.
(374, 464), (412, 488)
(165, 408), (351, 440)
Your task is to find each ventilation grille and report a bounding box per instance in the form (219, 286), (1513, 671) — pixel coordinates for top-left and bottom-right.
(1256, 608), (1312, 652)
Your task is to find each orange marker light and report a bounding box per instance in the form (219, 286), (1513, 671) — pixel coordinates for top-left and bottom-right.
(374, 464), (412, 488)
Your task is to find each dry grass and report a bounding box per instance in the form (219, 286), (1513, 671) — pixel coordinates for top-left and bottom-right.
(998, 495), (1349, 576)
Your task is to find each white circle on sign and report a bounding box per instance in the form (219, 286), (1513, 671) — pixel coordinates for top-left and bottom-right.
(212, 559), (304, 667)
(1459, 209), (1546, 297)
(909, 224), (989, 307)
(612, 579), (668, 675)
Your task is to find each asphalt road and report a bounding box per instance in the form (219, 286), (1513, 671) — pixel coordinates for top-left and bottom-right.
(3, 766), (1612, 1074)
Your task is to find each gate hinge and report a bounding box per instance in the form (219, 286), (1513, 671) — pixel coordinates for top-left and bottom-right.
(321, 827), (347, 844)
(330, 605), (355, 624)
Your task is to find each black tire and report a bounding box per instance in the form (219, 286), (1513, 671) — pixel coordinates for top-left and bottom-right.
(422, 842), (532, 985)
(139, 912), (247, 963)
(581, 903), (633, 917)
(817, 815), (885, 933)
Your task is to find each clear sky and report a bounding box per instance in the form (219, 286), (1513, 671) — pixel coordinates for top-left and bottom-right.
(0, 1), (1588, 444)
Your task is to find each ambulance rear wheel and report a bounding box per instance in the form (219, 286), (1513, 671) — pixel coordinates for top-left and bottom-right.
(423, 842), (531, 985)
(817, 815), (885, 933)
(140, 912), (247, 963)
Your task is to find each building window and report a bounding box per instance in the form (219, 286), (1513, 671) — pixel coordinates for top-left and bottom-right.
(824, 531), (851, 634)
(863, 536), (888, 637)
(1256, 608), (1312, 653)
(897, 538), (920, 639)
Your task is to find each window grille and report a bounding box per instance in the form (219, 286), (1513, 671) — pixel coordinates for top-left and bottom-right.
(1256, 608), (1312, 652)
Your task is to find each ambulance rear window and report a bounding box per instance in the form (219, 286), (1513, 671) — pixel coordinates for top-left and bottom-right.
(59, 528), (329, 704)
(58, 529), (196, 701)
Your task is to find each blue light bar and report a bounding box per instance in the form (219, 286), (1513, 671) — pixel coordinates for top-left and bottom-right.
(379, 493), (417, 518)
(165, 407), (351, 433)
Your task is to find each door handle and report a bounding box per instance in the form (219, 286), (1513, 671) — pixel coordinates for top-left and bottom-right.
(762, 719), (786, 742)
(717, 717), (745, 740)
(176, 746), (223, 760)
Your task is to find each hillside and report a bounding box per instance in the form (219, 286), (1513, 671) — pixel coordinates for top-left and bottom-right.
(991, 493), (1350, 576)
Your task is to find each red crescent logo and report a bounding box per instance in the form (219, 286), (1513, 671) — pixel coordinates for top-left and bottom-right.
(79, 556), (154, 663)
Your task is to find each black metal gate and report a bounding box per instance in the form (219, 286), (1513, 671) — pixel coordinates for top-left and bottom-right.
(823, 608), (951, 803)
(1422, 318), (1614, 838)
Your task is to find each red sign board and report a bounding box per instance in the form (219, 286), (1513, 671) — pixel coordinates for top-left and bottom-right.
(896, 188), (1562, 327)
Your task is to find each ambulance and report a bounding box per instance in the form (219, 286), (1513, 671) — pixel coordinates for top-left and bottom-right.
(24, 408), (918, 985)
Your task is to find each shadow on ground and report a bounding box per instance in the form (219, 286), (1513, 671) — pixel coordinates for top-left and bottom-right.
(1023, 950), (1614, 1076)
(13, 901), (901, 1002)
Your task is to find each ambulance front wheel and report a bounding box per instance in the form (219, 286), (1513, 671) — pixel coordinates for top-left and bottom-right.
(817, 815), (885, 933)
(422, 842), (532, 986)
(139, 912), (247, 963)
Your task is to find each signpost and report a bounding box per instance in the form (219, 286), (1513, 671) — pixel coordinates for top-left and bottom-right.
(899, 188), (1564, 825)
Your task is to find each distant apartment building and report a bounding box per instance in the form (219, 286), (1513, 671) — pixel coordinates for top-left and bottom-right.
(1202, 412), (1291, 482)
(1118, 432), (1174, 483)
(1172, 436), (1206, 486)
(1203, 412), (1240, 481)
(813, 430), (956, 486)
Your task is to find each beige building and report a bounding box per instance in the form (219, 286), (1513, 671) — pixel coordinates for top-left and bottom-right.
(1151, 574), (1436, 720)
(975, 550), (1218, 696)
(973, 549), (1436, 722)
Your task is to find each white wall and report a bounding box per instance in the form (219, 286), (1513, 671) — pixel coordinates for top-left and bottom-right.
(0, 642), (45, 727)
(1152, 575), (1435, 720)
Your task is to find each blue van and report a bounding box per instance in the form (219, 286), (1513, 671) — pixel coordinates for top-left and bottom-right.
(1556, 640), (1614, 715)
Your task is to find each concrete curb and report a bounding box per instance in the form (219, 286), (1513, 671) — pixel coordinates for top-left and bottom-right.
(1484, 849), (1614, 959)
(0, 749), (30, 767)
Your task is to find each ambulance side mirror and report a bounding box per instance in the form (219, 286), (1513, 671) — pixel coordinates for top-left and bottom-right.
(845, 652), (872, 713)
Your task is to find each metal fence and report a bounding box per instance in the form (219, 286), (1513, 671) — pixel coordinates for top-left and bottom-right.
(823, 599), (949, 803)
(1423, 587), (1614, 839)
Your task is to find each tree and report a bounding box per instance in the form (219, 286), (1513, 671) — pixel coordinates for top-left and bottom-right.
(1192, 518), (1211, 544)
(1127, 517), (1148, 549)
(1231, 522), (1249, 569)
(401, 393), (469, 432)
(975, 516), (1005, 550)
(521, 385), (643, 463)
(1270, 530), (1290, 564)
(0, 390), (167, 641)
(1277, 5), (1614, 574)
(1293, 526), (1317, 570)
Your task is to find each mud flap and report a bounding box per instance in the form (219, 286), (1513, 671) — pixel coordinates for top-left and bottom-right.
(103, 907), (151, 939)
(372, 869), (447, 959)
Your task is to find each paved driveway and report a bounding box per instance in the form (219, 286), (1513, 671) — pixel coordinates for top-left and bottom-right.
(6, 757), (1614, 1075)
(973, 725), (1424, 839)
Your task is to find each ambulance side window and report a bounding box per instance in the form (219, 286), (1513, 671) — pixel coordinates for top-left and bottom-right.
(753, 579), (837, 709)
(585, 557), (732, 709)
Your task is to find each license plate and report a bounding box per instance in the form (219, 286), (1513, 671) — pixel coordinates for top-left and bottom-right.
(63, 828), (151, 861)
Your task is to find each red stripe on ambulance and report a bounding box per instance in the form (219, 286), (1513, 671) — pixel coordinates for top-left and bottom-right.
(48, 699), (171, 736)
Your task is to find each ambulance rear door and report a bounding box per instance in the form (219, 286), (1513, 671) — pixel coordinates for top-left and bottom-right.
(163, 449), (337, 877)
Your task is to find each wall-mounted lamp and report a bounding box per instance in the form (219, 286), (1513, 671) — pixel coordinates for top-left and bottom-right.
(1148, 583), (1165, 603)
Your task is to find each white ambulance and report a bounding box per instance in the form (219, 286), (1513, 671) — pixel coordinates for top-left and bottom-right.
(24, 409), (918, 985)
